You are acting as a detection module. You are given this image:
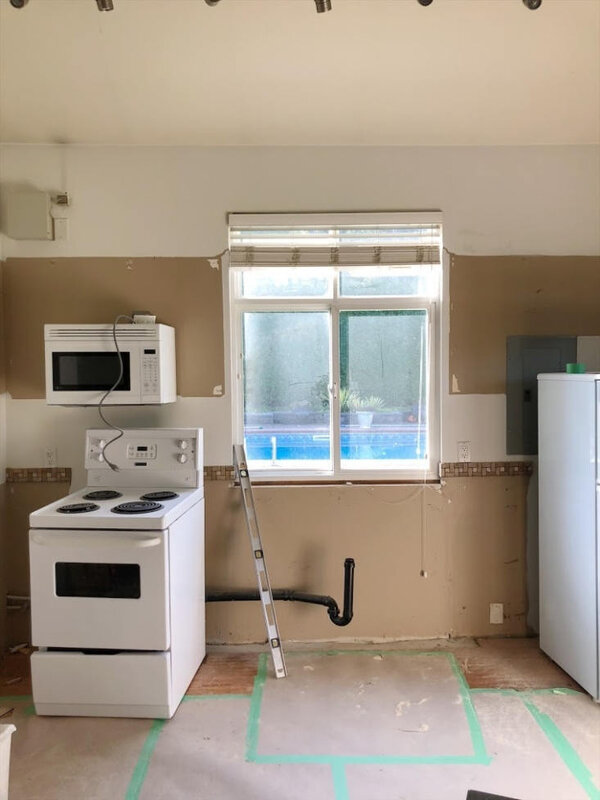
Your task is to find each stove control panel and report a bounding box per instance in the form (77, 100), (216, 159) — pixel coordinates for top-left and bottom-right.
(85, 428), (203, 488)
(127, 443), (158, 460)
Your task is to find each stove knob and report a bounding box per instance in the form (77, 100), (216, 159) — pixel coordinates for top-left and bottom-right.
(177, 453), (188, 464)
(178, 440), (189, 450)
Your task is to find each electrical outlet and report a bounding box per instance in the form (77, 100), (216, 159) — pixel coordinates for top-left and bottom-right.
(43, 447), (57, 467)
(457, 441), (471, 462)
(490, 603), (504, 624)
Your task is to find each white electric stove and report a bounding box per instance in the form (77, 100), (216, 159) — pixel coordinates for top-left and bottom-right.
(29, 428), (205, 719)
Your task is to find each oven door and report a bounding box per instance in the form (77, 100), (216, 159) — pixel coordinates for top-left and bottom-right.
(45, 341), (142, 405)
(29, 528), (169, 650)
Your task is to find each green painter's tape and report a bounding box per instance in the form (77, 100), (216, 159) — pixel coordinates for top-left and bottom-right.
(446, 652), (491, 764)
(331, 761), (350, 800)
(522, 688), (584, 696)
(125, 718), (167, 800)
(470, 687), (583, 696)
(245, 649), (491, 773)
(524, 699), (600, 800)
(246, 652), (268, 761)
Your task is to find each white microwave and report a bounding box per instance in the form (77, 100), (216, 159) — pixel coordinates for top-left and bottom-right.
(44, 324), (177, 405)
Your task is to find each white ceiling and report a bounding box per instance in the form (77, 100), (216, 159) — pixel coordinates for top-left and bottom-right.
(0, 0), (599, 146)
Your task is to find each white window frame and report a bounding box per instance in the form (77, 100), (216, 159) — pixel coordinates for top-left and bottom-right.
(229, 213), (441, 482)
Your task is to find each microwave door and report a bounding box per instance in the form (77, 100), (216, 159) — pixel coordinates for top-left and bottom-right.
(45, 341), (142, 405)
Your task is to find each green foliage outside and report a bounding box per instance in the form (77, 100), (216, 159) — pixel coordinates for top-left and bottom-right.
(242, 309), (427, 416)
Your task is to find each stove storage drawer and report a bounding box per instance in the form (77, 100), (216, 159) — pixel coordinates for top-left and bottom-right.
(31, 650), (173, 718)
(29, 528), (170, 650)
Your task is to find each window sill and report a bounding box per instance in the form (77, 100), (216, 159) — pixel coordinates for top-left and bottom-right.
(241, 477), (441, 487)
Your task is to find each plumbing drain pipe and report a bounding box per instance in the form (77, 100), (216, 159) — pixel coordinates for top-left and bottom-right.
(206, 557), (355, 627)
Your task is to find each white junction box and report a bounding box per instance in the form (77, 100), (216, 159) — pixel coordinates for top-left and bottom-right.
(2, 188), (53, 240)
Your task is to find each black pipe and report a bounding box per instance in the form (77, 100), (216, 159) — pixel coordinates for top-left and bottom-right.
(206, 557), (355, 627)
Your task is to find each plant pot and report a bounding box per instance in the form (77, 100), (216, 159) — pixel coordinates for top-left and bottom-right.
(356, 411), (373, 429)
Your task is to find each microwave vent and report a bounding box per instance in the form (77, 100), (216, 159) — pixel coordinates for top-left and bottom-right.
(47, 326), (158, 340)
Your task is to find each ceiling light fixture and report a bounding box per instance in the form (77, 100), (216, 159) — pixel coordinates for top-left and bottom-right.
(522, 0), (542, 8)
(203, 0), (332, 12)
(9, 0), (29, 7)
(96, 0), (114, 9)
(417, 0), (434, 5)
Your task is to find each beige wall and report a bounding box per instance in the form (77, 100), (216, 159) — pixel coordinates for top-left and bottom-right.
(204, 478), (528, 643)
(1, 475), (528, 648)
(1, 145), (597, 646)
(3, 257), (224, 400)
(0, 260), (6, 652)
(450, 254), (600, 395)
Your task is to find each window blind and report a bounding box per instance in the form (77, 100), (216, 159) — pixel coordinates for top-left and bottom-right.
(229, 220), (442, 268)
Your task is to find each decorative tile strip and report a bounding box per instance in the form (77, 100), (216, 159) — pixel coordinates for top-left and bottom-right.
(6, 467), (72, 483)
(204, 465), (235, 482)
(440, 461), (533, 478)
(204, 462), (534, 481)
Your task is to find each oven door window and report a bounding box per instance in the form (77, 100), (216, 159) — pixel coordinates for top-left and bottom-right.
(52, 352), (131, 391)
(55, 562), (141, 599)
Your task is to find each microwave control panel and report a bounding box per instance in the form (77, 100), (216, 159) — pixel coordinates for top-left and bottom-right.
(141, 350), (160, 398)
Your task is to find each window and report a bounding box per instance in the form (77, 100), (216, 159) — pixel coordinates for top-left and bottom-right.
(229, 214), (441, 480)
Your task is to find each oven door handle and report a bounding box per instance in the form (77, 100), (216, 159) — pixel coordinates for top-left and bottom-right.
(30, 533), (162, 549)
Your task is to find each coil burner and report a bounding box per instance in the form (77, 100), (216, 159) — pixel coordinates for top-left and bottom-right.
(110, 501), (163, 515)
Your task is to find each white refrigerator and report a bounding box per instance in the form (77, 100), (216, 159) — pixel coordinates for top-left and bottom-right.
(538, 373), (599, 700)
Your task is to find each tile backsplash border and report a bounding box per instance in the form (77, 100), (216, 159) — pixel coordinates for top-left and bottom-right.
(6, 468), (71, 483)
(5, 462), (533, 484)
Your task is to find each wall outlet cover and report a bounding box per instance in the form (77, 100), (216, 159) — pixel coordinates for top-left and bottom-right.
(457, 441), (471, 462)
(43, 447), (57, 467)
(490, 602), (504, 624)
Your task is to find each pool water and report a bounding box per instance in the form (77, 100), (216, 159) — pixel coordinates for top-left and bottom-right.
(245, 431), (426, 461)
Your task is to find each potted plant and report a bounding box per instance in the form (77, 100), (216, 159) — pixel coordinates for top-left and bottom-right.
(352, 395), (384, 429)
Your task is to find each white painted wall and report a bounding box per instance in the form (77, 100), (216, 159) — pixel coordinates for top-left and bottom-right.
(1, 144), (599, 477)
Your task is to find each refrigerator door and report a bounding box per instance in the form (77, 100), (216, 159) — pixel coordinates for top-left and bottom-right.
(538, 375), (599, 700)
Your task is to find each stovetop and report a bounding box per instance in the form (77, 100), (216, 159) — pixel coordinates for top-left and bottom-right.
(30, 486), (204, 530)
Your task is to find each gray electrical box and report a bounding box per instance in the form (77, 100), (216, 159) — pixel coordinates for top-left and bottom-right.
(506, 335), (577, 455)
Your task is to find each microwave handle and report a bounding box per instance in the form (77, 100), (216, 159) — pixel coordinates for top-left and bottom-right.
(31, 533), (161, 549)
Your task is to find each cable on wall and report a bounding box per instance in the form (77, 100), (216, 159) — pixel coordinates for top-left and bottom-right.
(97, 313), (134, 472)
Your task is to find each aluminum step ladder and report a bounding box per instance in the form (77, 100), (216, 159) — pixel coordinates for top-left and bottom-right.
(233, 444), (287, 679)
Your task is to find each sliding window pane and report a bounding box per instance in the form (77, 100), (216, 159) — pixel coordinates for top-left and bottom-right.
(339, 267), (434, 298)
(241, 268), (330, 298)
(243, 312), (331, 469)
(339, 310), (429, 470)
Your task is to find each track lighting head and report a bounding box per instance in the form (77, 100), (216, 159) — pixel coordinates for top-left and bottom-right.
(96, 0), (114, 9)
(9, 0), (29, 7)
(315, 0), (332, 11)
(523, 0), (542, 7)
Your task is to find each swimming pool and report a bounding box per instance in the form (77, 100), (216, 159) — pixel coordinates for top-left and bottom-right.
(245, 430), (426, 461)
